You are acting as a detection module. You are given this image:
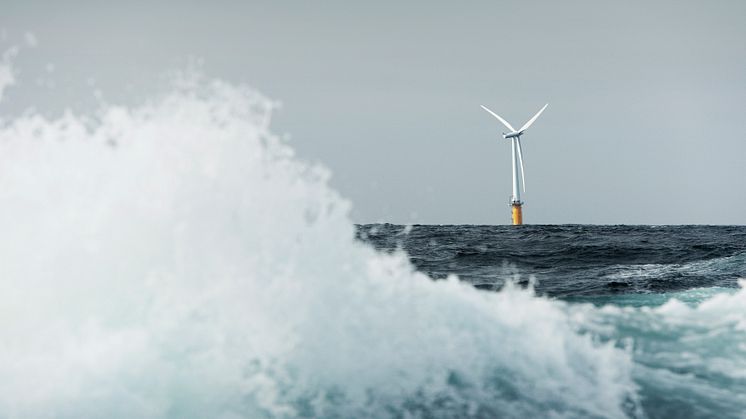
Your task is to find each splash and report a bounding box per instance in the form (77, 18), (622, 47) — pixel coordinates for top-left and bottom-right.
(0, 46), (17, 103)
(0, 65), (642, 418)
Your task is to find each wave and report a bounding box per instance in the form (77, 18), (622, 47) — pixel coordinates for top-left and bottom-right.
(575, 282), (746, 417)
(0, 61), (743, 417)
(598, 252), (746, 294)
(605, 252), (746, 281)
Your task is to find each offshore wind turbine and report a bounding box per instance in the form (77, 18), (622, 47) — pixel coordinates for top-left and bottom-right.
(480, 103), (548, 225)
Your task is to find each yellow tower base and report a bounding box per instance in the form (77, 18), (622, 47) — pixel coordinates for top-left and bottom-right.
(511, 203), (523, 225)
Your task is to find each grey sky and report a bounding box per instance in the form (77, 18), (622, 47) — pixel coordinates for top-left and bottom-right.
(2, 0), (745, 224)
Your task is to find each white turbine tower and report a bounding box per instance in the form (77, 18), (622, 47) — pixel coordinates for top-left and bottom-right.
(480, 103), (548, 225)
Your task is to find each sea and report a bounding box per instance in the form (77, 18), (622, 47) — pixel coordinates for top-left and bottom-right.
(357, 224), (746, 299)
(1, 54), (745, 418)
(358, 224), (746, 418)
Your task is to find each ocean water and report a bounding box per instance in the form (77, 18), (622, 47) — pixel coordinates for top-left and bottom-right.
(0, 53), (745, 418)
(357, 224), (746, 298)
(358, 224), (746, 417)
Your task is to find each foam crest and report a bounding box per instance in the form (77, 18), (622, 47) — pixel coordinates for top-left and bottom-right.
(605, 252), (746, 281)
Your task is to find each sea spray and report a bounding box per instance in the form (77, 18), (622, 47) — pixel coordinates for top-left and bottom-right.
(0, 67), (641, 417)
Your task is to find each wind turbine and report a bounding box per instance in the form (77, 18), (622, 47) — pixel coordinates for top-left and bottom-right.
(480, 103), (548, 225)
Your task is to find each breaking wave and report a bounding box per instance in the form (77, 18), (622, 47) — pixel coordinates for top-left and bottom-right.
(0, 59), (743, 417)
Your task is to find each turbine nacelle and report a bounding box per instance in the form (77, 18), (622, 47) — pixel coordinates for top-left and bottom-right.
(502, 131), (522, 139)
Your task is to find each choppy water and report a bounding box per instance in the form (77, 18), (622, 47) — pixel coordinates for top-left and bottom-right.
(1, 48), (745, 418)
(358, 224), (746, 417)
(357, 224), (746, 299)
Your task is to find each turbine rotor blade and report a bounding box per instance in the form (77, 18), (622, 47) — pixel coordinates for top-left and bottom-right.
(480, 105), (516, 132)
(516, 137), (526, 192)
(519, 103), (548, 133)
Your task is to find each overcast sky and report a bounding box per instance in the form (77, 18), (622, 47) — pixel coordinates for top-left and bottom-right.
(2, 0), (745, 224)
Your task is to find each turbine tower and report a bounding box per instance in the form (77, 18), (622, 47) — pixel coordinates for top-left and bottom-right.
(480, 103), (548, 225)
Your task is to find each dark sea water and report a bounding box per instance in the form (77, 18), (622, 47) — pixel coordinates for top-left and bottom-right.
(357, 224), (746, 299)
(357, 224), (746, 418)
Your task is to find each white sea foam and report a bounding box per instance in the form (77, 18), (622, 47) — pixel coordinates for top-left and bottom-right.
(604, 253), (746, 282)
(0, 64), (643, 418)
(574, 281), (746, 416)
